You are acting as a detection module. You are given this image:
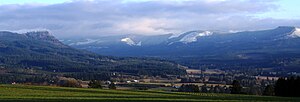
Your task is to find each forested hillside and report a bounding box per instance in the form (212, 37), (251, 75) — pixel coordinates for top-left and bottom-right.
(0, 31), (186, 83)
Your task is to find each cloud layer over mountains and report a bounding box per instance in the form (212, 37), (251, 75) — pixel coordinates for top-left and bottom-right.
(0, 0), (299, 38)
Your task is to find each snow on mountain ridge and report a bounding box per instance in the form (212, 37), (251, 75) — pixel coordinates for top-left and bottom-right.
(168, 33), (181, 39)
(7, 28), (51, 35)
(289, 27), (300, 38)
(69, 39), (102, 46)
(179, 31), (213, 43)
(121, 37), (141, 46)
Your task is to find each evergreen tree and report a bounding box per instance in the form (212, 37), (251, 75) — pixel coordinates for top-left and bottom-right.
(231, 80), (242, 94)
(213, 85), (221, 93)
(201, 84), (208, 93)
(209, 85), (214, 93)
(263, 85), (274, 96)
(275, 77), (300, 97)
(275, 77), (285, 96)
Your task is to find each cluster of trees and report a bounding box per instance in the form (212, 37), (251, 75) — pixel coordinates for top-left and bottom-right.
(231, 80), (242, 94)
(275, 77), (300, 97)
(0, 74), (58, 85)
(178, 84), (200, 92)
(58, 78), (82, 88)
(263, 85), (275, 96)
(58, 79), (117, 90)
(178, 84), (231, 93)
(88, 80), (103, 88)
(200, 85), (231, 93)
(88, 80), (116, 89)
(178, 80), (276, 96)
(231, 80), (275, 96)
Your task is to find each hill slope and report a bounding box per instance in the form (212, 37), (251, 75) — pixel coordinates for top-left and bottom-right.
(0, 31), (186, 83)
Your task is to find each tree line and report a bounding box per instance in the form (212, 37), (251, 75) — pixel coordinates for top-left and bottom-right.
(179, 77), (300, 97)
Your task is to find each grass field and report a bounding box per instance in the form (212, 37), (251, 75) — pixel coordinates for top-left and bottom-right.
(0, 84), (299, 102)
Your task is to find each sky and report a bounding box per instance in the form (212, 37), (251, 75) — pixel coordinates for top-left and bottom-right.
(0, 0), (299, 38)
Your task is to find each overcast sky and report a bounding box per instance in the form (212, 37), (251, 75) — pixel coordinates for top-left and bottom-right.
(0, 0), (299, 38)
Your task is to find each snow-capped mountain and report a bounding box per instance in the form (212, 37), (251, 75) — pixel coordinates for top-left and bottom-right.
(288, 27), (300, 38)
(69, 39), (102, 46)
(121, 37), (141, 46)
(59, 26), (300, 72)
(62, 34), (173, 50)
(62, 26), (300, 57)
(62, 30), (217, 48)
(166, 31), (214, 45)
(179, 31), (213, 43)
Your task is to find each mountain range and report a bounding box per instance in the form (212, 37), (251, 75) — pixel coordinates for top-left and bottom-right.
(62, 26), (300, 72)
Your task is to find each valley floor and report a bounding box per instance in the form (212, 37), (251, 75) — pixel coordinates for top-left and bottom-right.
(0, 84), (299, 102)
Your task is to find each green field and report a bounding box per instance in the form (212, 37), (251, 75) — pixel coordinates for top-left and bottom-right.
(0, 84), (299, 102)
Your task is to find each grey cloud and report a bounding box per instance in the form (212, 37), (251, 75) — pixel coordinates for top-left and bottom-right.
(0, 0), (298, 38)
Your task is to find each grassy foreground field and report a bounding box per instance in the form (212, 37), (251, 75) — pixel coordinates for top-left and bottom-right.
(0, 84), (299, 102)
